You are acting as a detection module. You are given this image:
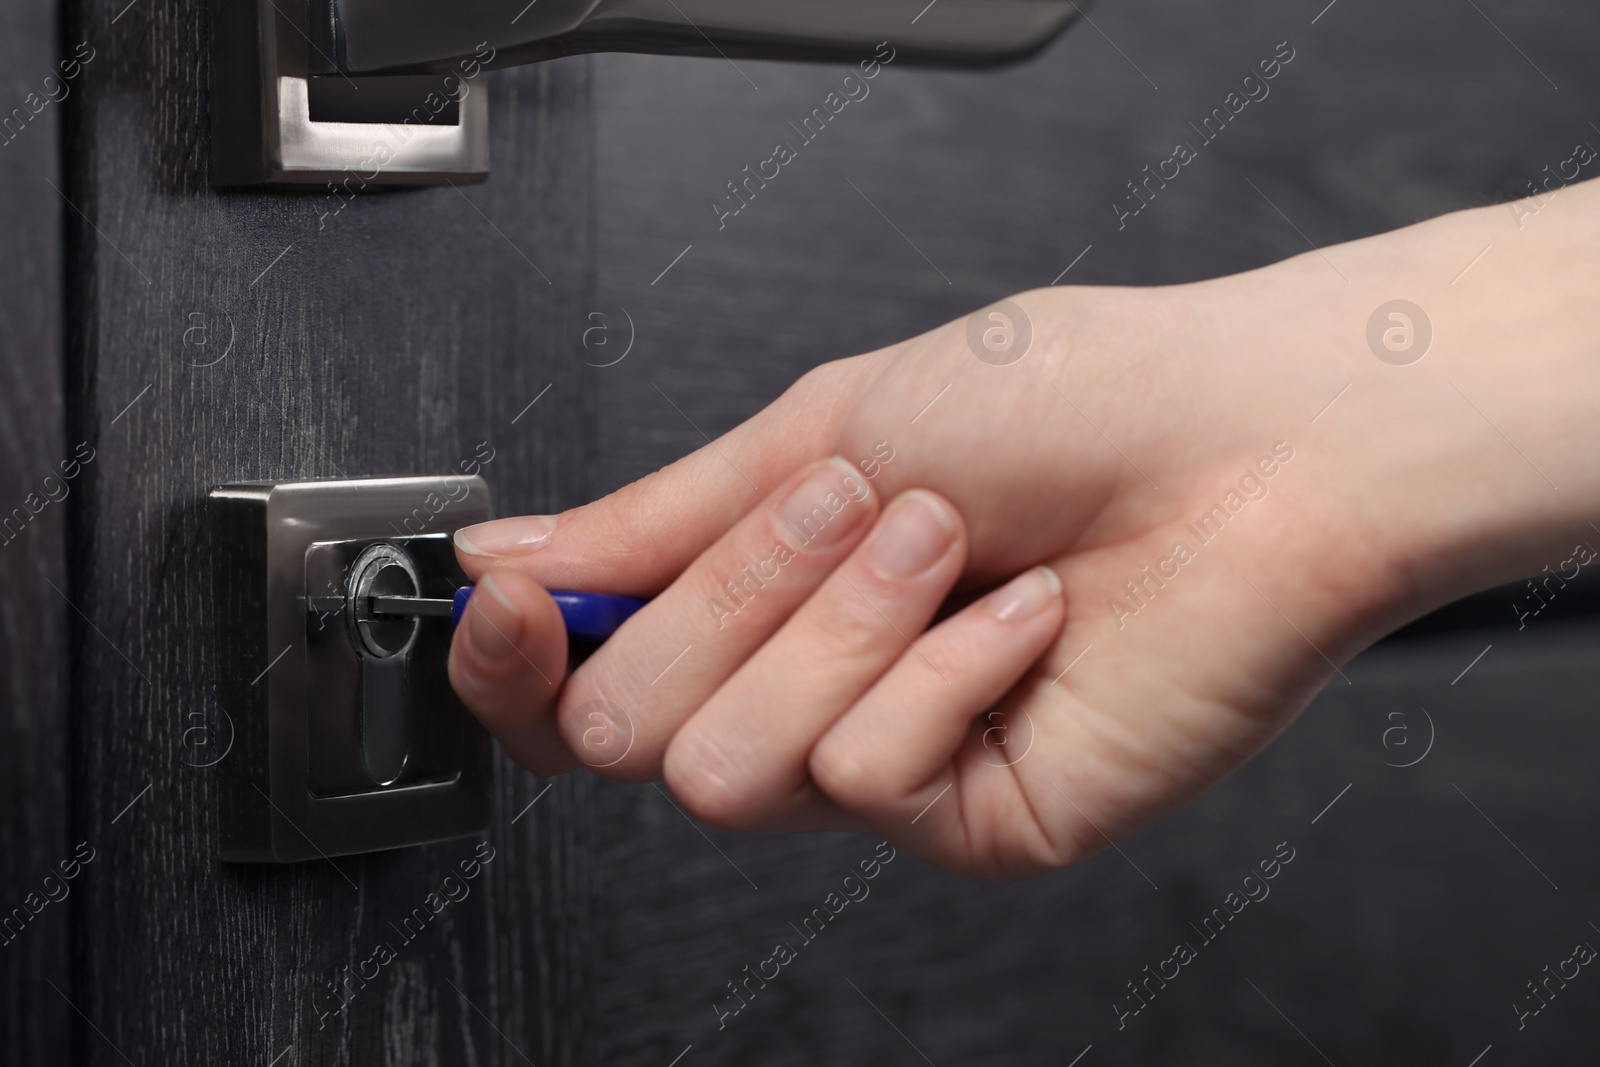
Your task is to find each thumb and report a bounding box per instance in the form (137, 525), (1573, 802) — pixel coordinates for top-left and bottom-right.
(447, 570), (572, 775)
(455, 358), (873, 594)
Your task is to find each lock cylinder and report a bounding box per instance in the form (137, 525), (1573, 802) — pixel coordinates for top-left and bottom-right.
(345, 543), (425, 786)
(348, 544), (423, 659)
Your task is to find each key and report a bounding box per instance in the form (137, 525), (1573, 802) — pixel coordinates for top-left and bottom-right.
(370, 587), (646, 643)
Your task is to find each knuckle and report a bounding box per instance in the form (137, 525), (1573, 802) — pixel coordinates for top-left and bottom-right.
(553, 681), (598, 747)
(555, 682), (648, 780)
(1027, 809), (1098, 872)
(848, 564), (916, 604)
(808, 735), (889, 811)
(809, 594), (898, 661)
(773, 356), (878, 443)
(1028, 829), (1090, 874)
(662, 732), (762, 831)
(786, 359), (852, 404)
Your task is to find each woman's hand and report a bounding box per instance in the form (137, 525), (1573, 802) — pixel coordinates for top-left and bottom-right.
(448, 180), (1600, 879)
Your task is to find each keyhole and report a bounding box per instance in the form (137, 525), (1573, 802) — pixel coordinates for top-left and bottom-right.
(346, 543), (420, 786)
(360, 563), (419, 656)
(349, 544), (421, 659)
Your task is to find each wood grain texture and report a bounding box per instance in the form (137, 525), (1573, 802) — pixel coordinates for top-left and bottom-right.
(63, 0), (600, 1059)
(589, 0), (1600, 1061)
(0, 0), (70, 1060)
(595, 625), (1600, 1066)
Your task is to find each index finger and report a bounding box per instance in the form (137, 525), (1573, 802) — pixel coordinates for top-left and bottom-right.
(452, 357), (876, 594)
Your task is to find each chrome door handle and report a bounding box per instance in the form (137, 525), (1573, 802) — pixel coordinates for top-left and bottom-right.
(314, 0), (1083, 74)
(212, 0), (1083, 186)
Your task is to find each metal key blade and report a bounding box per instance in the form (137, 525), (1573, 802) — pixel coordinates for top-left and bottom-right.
(369, 595), (455, 618)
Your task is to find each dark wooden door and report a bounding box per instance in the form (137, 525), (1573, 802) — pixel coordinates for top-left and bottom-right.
(9, 0), (1600, 1063)
(1, 0), (70, 1061)
(8, 0), (601, 1062)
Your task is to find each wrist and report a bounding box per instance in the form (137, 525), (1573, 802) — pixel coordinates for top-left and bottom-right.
(1311, 177), (1600, 641)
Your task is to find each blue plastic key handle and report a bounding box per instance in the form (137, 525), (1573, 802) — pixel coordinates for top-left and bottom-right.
(451, 587), (646, 643)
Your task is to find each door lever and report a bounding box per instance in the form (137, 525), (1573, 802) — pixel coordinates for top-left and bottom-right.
(314, 0), (1086, 76)
(211, 0), (1084, 185)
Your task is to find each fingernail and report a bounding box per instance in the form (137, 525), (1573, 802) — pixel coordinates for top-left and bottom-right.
(455, 516), (555, 557)
(778, 457), (873, 550)
(869, 491), (957, 577)
(985, 566), (1063, 621)
(466, 573), (524, 665)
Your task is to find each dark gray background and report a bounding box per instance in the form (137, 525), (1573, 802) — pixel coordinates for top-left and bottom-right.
(586, 0), (1600, 1063)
